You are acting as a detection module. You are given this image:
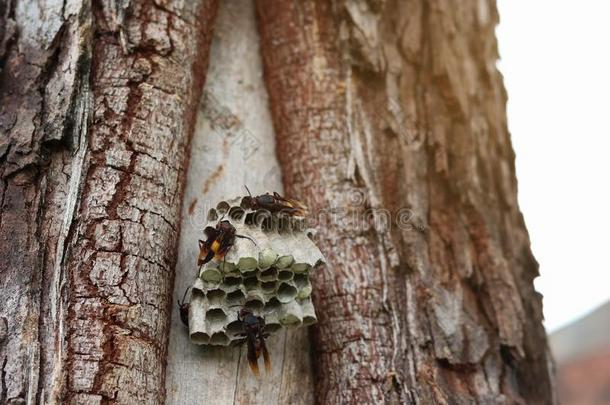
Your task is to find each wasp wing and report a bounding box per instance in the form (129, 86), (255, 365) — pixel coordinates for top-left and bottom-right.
(283, 198), (308, 216)
(198, 227), (220, 265)
(261, 338), (271, 374)
(198, 250), (215, 266)
(254, 317), (271, 374)
(273, 193), (309, 217)
(246, 334), (260, 377)
(214, 231), (235, 260)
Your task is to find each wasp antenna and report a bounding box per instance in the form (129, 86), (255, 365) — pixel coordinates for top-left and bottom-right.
(179, 286), (191, 305)
(244, 185), (253, 197)
(235, 234), (257, 246)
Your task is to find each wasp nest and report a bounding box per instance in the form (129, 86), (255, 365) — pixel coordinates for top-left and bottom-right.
(188, 197), (325, 346)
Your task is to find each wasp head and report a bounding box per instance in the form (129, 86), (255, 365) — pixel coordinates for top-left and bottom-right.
(216, 220), (236, 234)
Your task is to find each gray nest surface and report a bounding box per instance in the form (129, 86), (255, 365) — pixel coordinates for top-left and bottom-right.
(188, 197), (325, 346)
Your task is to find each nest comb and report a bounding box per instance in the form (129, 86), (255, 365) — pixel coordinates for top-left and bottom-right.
(188, 196), (325, 346)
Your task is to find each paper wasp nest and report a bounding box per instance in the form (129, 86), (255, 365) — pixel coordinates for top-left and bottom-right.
(188, 197), (325, 346)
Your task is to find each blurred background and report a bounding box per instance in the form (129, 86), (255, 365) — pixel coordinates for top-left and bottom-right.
(497, 1), (610, 403)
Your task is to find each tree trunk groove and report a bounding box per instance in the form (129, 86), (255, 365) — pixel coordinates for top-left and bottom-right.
(164, 2), (315, 404)
(0, 0), (555, 404)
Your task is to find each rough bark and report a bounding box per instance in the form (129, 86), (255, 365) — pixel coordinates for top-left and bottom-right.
(0, 0), (217, 403)
(165, 2), (314, 404)
(256, 0), (555, 404)
(1, 1), (93, 402)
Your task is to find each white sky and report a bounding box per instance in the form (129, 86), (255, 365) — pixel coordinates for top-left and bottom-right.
(496, 1), (610, 332)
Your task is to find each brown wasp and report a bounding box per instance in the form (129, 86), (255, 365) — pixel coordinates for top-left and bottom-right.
(242, 186), (308, 217)
(198, 219), (256, 266)
(237, 307), (271, 377)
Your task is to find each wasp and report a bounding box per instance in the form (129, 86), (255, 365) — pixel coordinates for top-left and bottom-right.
(237, 307), (271, 377)
(242, 186), (308, 217)
(198, 219), (256, 266)
(177, 286), (191, 327)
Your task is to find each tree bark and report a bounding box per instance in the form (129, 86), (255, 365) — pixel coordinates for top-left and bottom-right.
(256, 0), (555, 404)
(0, 0), (217, 403)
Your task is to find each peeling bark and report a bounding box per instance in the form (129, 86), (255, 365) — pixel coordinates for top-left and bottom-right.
(0, 0), (217, 403)
(256, 0), (555, 404)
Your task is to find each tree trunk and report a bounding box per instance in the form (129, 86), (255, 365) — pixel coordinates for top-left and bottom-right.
(0, 0), (555, 404)
(256, 0), (555, 404)
(0, 0), (217, 403)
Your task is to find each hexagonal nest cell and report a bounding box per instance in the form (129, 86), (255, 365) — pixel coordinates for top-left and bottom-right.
(187, 196), (325, 346)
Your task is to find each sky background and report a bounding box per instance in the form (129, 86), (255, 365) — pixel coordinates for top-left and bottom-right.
(496, 0), (610, 332)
